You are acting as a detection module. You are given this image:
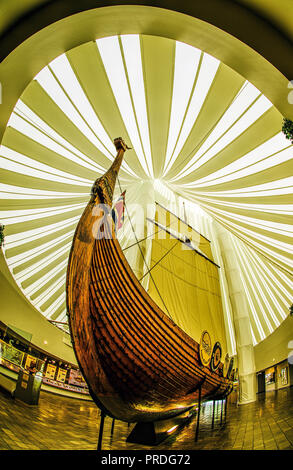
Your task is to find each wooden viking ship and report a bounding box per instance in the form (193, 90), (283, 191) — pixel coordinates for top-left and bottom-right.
(66, 137), (233, 423)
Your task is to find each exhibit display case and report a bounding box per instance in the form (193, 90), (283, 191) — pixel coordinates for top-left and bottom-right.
(0, 323), (89, 397)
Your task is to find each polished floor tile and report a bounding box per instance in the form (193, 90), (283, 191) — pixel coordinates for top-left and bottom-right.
(0, 386), (293, 450)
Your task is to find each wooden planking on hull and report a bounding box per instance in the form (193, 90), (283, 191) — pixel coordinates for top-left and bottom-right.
(90, 237), (228, 402)
(66, 138), (232, 423)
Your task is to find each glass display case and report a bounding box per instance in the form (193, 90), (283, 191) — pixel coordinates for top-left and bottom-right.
(0, 321), (89, 396)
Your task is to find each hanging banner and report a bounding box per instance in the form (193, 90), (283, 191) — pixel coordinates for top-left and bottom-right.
(112, 190), (126, 232)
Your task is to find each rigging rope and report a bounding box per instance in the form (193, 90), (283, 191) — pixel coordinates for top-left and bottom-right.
(139, 240), (179, 282)
(122, 222), (174, 253)
(117, 177), (173, 319)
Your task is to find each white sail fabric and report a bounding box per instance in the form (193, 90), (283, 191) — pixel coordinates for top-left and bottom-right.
(145, 215), (227, 356)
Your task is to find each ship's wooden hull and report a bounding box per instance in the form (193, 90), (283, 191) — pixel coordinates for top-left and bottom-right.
(66, 140), (232, 423)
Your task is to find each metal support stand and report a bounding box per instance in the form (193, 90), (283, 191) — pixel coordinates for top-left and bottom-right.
(211, 400), (215, 430)
(195, 384), (202, 442)
(111, 418), (115, 436)
(97, 410), (106, 450)
(224, 397), (228, 422)
(127, 410), (193, 445)
(220, 399), (224, 425)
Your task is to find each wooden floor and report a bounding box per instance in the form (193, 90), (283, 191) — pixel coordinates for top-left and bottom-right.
(0, 387), (293, 450)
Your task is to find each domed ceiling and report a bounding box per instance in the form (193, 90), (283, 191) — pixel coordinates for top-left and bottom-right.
(0, 34), (292, 348)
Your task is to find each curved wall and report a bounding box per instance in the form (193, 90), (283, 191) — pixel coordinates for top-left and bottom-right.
(254, 315), (293, 373)
(1, 0), (292, 79)
(0, 251), (76, 363)
(0, 2), (292, 146)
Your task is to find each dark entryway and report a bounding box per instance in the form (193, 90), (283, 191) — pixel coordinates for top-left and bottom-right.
(257, 372), (265, 394)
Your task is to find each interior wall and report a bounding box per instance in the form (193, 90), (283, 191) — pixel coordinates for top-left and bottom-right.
(275, 361), (290, 390)
(1, 0), (292, 81)
(0, 252), (76, 364)
(0, 1), (292, 148)
(254, 315), (293, 372)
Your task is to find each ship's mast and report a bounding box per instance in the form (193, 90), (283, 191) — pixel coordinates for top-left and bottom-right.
(147, 217), (220, 268)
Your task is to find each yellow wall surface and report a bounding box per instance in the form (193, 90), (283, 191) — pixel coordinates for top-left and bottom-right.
(254, 315), (293, 373)
(0, 252), (77, 364)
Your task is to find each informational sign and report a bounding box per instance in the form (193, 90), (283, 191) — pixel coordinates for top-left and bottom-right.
(265, 370), (275, 385)
(45, 363), (57, 380)
(56, 368), (67, 383)
(199, 330), (212, 367)
(42, 377), (89, 394)
(281, 367), (288, 385)
(22, 373), (29, 382)
(210, 342), (222, 372)
(0, 339), (24, 367)
(0, 357), (20, 372)
(25, 354), (37, 370)
(68, 369), (86, 388)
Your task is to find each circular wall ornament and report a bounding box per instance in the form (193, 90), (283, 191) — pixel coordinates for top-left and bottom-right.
(210, 341), (222, 371)
(199, 330), (212, 367)
(222, 353), (230, 377)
